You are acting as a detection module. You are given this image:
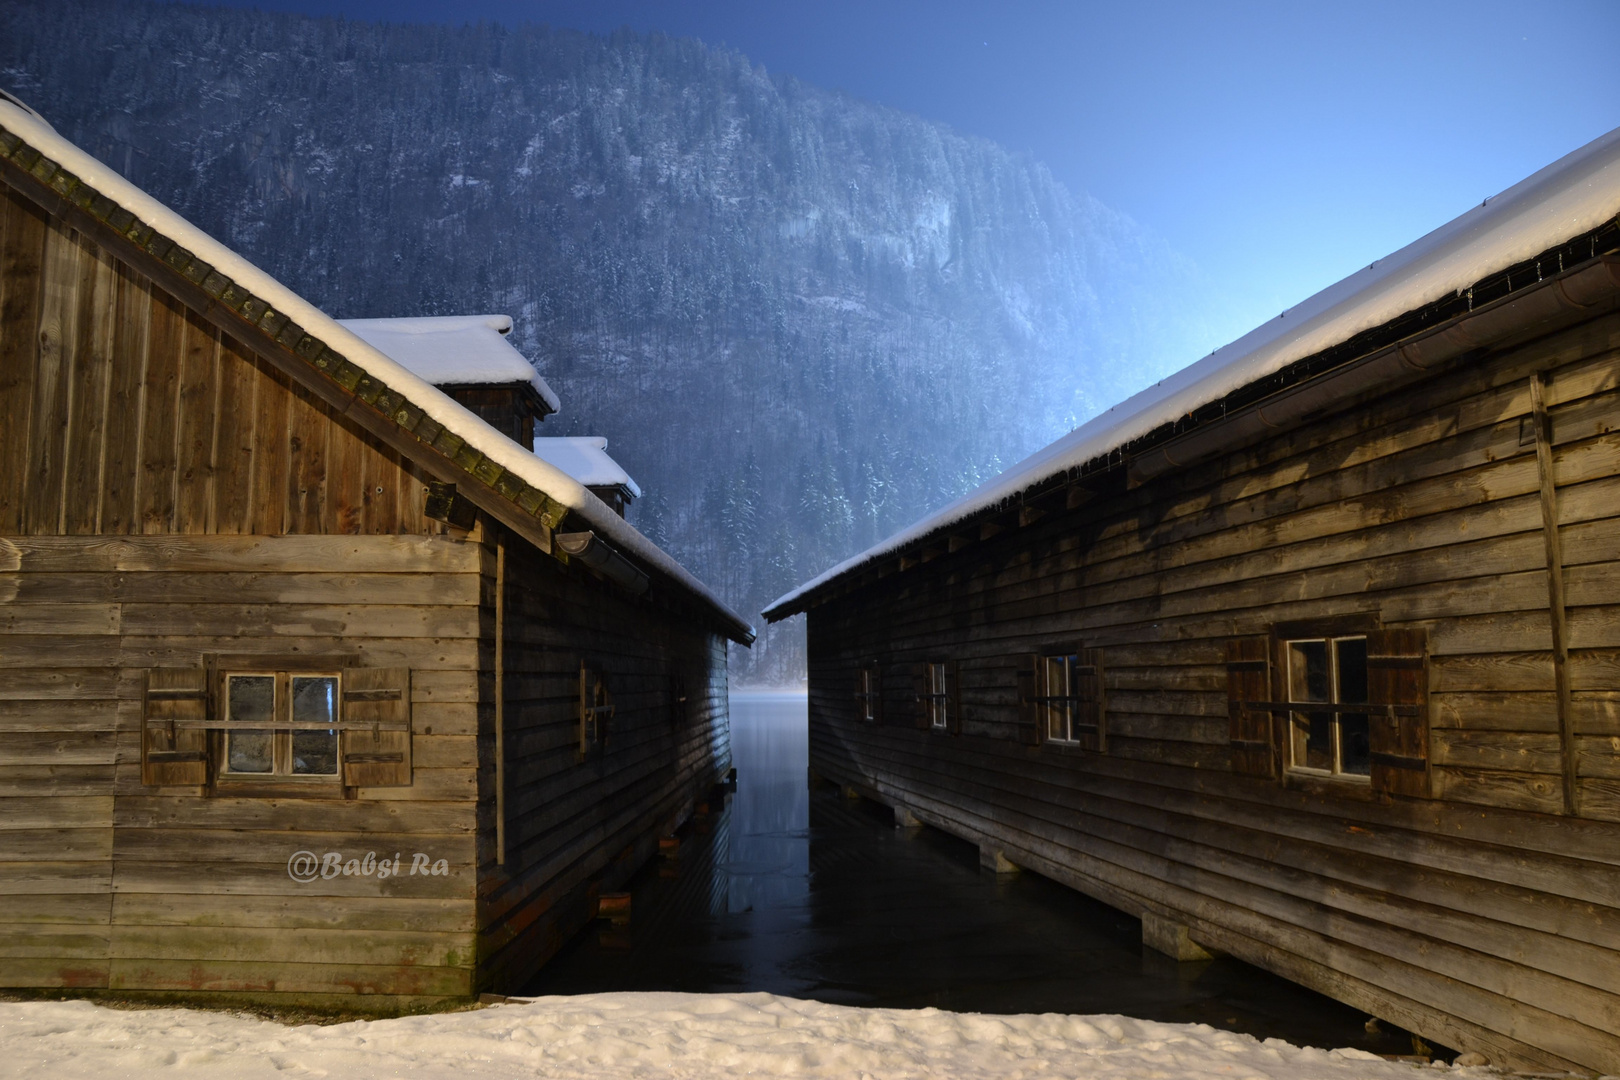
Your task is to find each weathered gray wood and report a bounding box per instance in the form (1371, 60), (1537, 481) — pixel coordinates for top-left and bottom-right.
(495, 529), (506, 865)
(0, 189), (46, 535)
(2, 533), (481, 573)
(1530, 371), (1580, 815)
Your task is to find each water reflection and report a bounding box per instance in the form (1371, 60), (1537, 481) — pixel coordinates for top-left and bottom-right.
(523, 693), (1421, 1056)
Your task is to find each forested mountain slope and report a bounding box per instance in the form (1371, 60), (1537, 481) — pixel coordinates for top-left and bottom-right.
(0, 1), (1207, 680)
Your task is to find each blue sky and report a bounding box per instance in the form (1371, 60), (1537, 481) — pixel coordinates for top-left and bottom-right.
(194, 0), (1620, 358)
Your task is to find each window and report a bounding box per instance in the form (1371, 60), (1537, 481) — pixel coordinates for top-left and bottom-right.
(139, 663), (413, 791)
(924, 662), (949, 729)
(1017, 648), (1104, 749)
(1283, 636), (1370, 779)
(1226, 627), (1429, 796)
(579, 663), (614, 757)
(855, 666), (879, 723)
(1042, 654), (1084, 743)
(223, 672), (341, 778)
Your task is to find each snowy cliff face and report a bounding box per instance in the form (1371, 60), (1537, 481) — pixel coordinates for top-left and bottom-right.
(0, 2), (1206, 681)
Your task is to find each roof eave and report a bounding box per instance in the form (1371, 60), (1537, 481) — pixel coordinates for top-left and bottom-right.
(763, 237), (1620, 624)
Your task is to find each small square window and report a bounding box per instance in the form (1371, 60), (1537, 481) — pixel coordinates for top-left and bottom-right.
(223, 671), (342, 780)
(1285, 636), (1370, 779)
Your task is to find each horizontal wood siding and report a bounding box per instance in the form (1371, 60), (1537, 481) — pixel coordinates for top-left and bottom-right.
(0, 180), (429, 541)
(475, 535), (729, 993)
(805, 308), (1620, 1073)
(0, 534), (484, 1003)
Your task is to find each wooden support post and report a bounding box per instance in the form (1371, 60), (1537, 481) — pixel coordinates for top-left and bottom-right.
(1529, 372), (1579, 816)
(495, 527), (507, 864)
(1142, 911), (1217, 962)
(980, 845), (1019, 875)
(596, 892), (632, 926)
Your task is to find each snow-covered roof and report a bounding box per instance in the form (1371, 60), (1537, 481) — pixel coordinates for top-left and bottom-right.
(766, 123), (1620, 619)
(533, 436), (642, 498)
(0, 97), (752, 644)
(338, 315), (561, 414)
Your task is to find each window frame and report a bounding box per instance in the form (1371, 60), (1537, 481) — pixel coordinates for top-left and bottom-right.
(855, 666), (879, 723)
(1281, 634), (1372, 782)
(924, 662), (950, 730)
(138, 655), (411, 795)
(579, 661), (615, 758)
(1019, 647), (1103, 751)
(218, 668), (345, 783)
(1040, 652), (1084, 744)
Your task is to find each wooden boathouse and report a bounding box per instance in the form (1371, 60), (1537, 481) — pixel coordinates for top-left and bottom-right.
(765, 128), (1620, 1073)
(0, 96), (753, 1007)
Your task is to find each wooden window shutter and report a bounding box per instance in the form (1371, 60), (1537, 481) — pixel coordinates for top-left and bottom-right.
(1367, 628), (1430, 798)
(142, 668), (209, 786)
(1076, 647), (1105, 752)
(871, 665), (884, 726)
(341, 667), (413, 787)
(1226, 637), (1274, 777)
(1015, 653), (1042, 745)
(946, 660), (962, 735)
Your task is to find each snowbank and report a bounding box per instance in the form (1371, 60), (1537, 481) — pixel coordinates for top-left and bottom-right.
(0, 993), (1472, 1080)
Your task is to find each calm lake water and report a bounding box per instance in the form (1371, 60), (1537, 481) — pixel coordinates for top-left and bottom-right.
(522, 692), (1427, 1056)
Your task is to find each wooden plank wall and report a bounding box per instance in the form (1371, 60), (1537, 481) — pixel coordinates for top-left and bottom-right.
(475, 537), (730, 993)
(804, 308), (1620, 1073)
(0, 534), (486, 1005)
(0, 180), (429, 541)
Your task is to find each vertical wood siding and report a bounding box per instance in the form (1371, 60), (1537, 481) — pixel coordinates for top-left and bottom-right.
(805, 308), (1620, 1073)
(0, 182), (428, 540)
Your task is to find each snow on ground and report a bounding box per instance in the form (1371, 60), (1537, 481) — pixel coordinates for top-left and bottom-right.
(0, 991), (1473, 1080)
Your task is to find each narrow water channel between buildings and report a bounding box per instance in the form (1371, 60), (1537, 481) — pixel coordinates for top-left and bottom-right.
(523, 692), (1431, 1058)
